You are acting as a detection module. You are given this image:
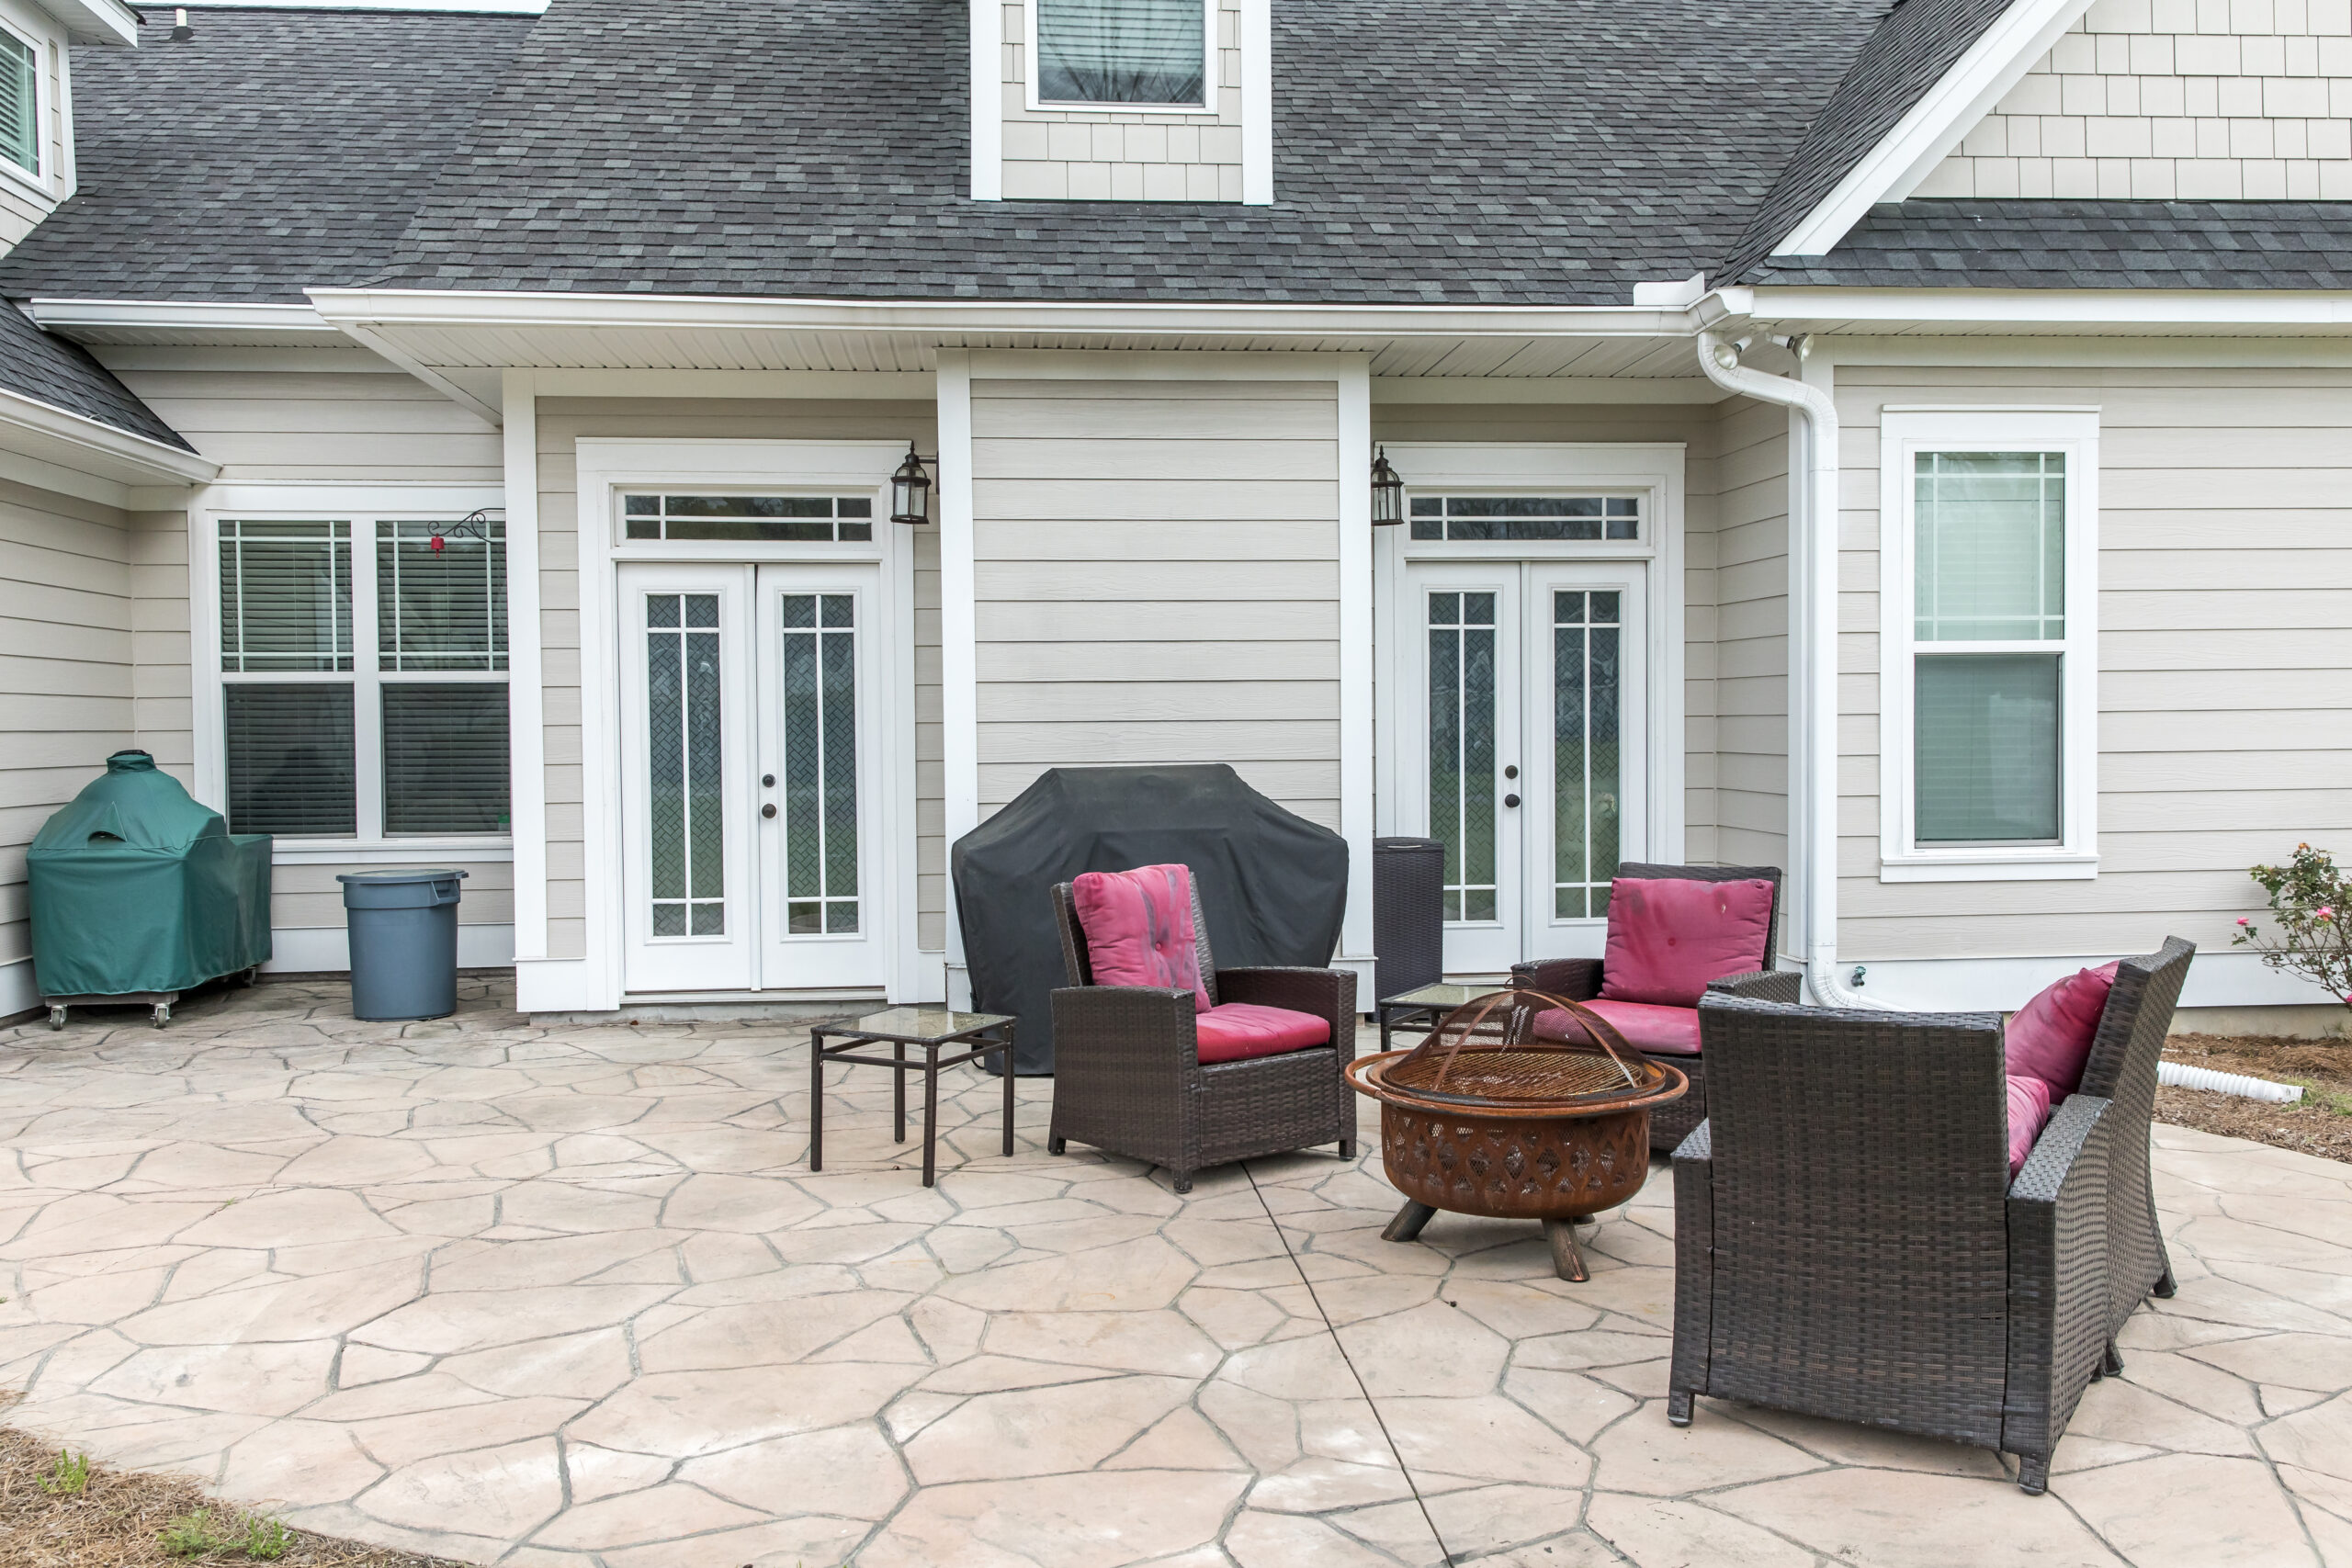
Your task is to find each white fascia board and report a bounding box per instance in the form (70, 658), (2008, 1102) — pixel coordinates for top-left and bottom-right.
(1745, 287), (2352, 328)
(307, 287), (1703, 349)
(31, 298), (342, 337)
(0, 387), (220, 484)
(1772, 0), (2095, 259)
(38, 0), (137, 45)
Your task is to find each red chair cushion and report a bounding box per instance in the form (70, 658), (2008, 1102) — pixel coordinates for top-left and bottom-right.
(2006, 961), (2120, 1098)
(1195, 1002), (1330, 1065)
(1597, 877), (1777, 1008)
(2007, 1073), (2054, 1179)
(1071, 863), (1210, 1012)
(1529, 998), (1702, 1056)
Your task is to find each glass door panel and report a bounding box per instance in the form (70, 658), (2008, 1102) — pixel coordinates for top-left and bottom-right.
(1408, 566), (1522, 976)
(1528, 562), (1645, 960)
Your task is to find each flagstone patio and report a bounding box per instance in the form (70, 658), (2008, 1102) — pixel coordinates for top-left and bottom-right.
(0, 978), (2344, 1568)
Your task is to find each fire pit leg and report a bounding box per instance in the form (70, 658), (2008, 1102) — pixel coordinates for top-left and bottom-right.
(1382, 1200), (1437, 1244)
(1544, 1217), (1589, 1282)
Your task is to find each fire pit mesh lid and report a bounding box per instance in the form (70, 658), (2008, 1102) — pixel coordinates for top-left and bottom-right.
(1382, 988), (1670, 1108)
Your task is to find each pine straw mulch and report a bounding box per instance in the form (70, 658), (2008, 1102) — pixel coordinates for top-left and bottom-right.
(0, 1397), (472, 1568)
(2158, 1033), (2352, 1165)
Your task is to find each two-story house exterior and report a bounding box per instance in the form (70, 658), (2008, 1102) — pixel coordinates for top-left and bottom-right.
(0, 0), (2346, 1032)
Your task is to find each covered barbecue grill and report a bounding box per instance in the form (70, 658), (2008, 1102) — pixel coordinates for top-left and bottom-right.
(28, 751), (272, 1027)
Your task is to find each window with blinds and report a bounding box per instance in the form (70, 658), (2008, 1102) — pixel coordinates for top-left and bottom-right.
(219, 513), (509, 840)
(0, 31), (35, 176)
(1035, 0), (1209, 106)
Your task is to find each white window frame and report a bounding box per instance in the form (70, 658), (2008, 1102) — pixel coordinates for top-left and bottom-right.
(193, 484), (513, 863)
(0, 6), (51, 195)
(1023, 0), (1219, 114)
(1878, 407), (2098, 883)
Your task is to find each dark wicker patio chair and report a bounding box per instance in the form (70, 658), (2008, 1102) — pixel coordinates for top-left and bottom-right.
(1046, 880), (1356, 1193)
(1510, 862), (1783, 1152)
(1668, 935), (2196, 1495)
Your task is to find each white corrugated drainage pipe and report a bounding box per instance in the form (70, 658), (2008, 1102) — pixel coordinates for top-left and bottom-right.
(2157, 1061), (2305, 1103)
(1695, 329), (1874, 1009)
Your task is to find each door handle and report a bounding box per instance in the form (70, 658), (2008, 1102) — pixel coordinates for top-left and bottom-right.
(762, 804), (778, 819)
(1503, 794), (1521, 809)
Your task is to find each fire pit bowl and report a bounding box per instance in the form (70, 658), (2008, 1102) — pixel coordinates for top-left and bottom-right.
(1345, 987), (1688, 1280)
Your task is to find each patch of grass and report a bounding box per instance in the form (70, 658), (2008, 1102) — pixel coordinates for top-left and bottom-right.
(158, 1508), (234, 1558)
(158, 1507), (297, 1561)
(242, 1515), (293, 1562)
(40, 1449), (89, 1495)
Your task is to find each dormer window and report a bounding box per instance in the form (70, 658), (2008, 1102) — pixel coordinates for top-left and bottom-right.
(0, 28), (37, 175)
(1031, 0), (1213, 110)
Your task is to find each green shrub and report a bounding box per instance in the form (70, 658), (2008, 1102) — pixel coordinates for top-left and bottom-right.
(2235, 843), (2352, 1010)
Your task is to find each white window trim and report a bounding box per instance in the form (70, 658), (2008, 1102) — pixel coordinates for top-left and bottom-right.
(192, 483), (513, 857)
(0, 6), (52, 196)
(1023, 0), (1220, 115)
(1877, 407), (2099, 883)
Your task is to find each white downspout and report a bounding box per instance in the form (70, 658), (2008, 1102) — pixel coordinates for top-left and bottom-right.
(1696, 328), (1871, 1008)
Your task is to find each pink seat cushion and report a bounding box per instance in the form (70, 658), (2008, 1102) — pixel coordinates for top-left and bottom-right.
(2006, 961), (2120, 1098)
(2007, 1073), (2054, 1179)
(1597, 876), (1777, 1008)
(1072, 863), (1210, 1012)
(1529, 998), (1702, 1056)
(1195, 1002), (1330, 1065)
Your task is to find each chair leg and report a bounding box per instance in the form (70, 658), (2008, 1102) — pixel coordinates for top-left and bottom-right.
(1171, 1170), (1193, 1195)
(2153, 1265), (2177, 1299)
(2103, 1340), (2126, 1378)
(1666, 1390), (1694, 1427)
(1382, 1199), (1436, 1243)
(1337, 1139), (1356, 1160)
(1047, 1135), (1067, 1156)
(2017, 1456), (2050, 1496)
(1544, 1217), (1589, 1282)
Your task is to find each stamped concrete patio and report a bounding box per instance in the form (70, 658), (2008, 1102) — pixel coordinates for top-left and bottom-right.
(0, 979), (2344, 1568)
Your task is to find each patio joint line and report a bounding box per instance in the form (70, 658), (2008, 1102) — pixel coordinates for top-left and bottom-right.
(1239, 1158), (1458, 1568)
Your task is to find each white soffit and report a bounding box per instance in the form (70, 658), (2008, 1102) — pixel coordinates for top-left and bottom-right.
(40, 0), (138, 45)
(1771, 0), (2097, 259)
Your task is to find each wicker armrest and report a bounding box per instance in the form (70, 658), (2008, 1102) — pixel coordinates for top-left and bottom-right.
(1050, 985), (1203, 1081)
(1510, 957), (1602, 1000)
(2002, 1093), (2115, 1477)
(1217, 967), (1358, 1060)
(1707, 970), (1804, 1004)
(1668, 1118), (1713, 1410)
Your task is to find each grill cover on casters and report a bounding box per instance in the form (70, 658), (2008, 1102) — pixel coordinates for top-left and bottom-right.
(28, 751), (272, 998)
(952, 764), (1350, 1075)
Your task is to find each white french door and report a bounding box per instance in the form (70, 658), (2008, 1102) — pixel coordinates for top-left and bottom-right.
(619, 562), (886, 994)
(1404, 560), (1647, 976)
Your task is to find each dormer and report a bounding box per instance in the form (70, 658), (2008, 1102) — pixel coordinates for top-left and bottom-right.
(970, 0), (1272, 203)
(0, 0), (137, 252)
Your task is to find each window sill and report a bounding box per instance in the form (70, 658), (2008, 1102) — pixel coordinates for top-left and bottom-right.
(1880, 852), (2098, 884)
(271, 839), (514, 865)
(1028, 99), (1218, 116)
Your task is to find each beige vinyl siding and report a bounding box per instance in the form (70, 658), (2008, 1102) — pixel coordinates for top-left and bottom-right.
(974, 378), (1340, 827)
(106, 367), (502, 483)
(536, 399), (943, 962)
(267, 861), (513, 939)
(0, 480), (131, 980)
(1370, 397), (1789, 873)
(1837, 362), (2352, 960)
(999, 0), (1245, 200)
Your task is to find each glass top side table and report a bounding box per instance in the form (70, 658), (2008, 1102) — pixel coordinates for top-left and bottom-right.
(808, 1009), (1015, 1187)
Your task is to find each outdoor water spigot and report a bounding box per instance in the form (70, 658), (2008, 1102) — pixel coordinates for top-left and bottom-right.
(1850, 965), (1867, 987)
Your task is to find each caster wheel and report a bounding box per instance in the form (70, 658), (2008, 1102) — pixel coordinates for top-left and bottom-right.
(46, 1006), (64, 1032)
(150, 1004), (170, 1029)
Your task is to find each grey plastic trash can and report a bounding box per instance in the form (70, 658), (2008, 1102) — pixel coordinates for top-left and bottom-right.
(337, 869), (468, 1021)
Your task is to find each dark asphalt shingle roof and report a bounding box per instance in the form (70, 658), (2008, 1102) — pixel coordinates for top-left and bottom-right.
(0, 303), (191, 448)
(1709, 0), (2015, 287)
(0, 6), (535, 305)
(1740, 200), (2352, 289)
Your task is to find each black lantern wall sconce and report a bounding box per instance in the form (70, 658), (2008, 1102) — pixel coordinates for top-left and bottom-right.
(1370, 445), (1406, 526)
(891, 443), (938, 525)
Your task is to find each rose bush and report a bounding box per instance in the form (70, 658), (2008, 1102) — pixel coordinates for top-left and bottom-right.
(2234, 843), (2352, 1010)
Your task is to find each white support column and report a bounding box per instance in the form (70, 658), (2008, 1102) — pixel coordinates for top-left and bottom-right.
(969, 0), (1002, 200)
(1336, 357), (1376, 985)
(503, 368), (548, 966)
(937, 352), (980, 1007)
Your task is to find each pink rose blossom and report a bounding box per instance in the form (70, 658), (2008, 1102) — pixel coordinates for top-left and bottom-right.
(2320, 908), (2336, 920)
(2237, 917), (2251, 926)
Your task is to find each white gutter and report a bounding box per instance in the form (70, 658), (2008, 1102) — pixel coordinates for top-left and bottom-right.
(0, 387), (219, 485)
(1695, 328), (1868, 1009)
(30, 299), (340, 337)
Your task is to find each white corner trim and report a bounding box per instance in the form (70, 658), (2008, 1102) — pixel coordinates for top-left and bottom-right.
(503, 370), (548, 964)
(0, 386), (219, 483)
(968, 0), (1001, 200)
(1770, 0), (2097, 257)
(1240, 0), (1271, 205)
(936, 352), (978, 973)
(1335, 358), (1373, 962)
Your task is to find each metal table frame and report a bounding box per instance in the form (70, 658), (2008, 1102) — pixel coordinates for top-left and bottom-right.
(808, 1010), (1016, 1187)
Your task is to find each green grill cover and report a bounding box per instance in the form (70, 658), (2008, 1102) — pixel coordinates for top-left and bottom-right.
(28, 751), (272, 998)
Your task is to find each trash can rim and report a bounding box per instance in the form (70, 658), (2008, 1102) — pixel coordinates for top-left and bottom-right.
(334, 869), (470, 885)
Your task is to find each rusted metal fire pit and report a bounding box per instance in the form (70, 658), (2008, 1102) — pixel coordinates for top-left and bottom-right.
(1345, 988), (1688, 1280)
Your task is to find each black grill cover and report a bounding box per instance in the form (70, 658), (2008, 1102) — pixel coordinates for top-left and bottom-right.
(952, 764), (1349, 1074)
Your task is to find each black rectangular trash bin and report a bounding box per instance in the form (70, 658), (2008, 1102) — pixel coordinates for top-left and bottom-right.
(1373, 837), (1446, 1000)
